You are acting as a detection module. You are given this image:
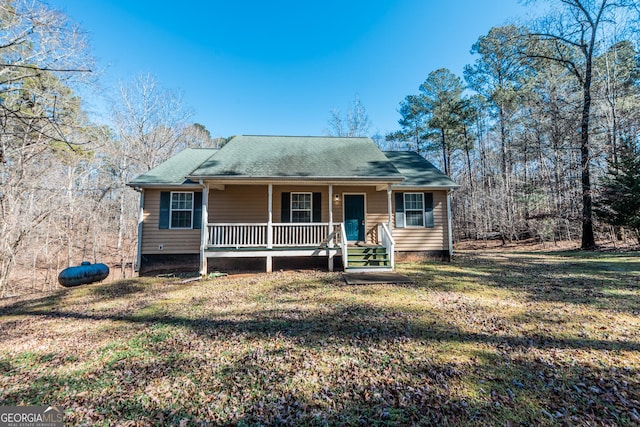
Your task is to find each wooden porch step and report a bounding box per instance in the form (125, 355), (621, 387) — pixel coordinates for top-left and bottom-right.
(347, 260), (391, 267)
(344, 266), (394, 273)
(347, 245), (391, 269)
(347, 246), (387, 254)
(347, 254), (389, 262)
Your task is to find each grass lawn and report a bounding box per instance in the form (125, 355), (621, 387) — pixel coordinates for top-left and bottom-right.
(0, 250), (639, 426)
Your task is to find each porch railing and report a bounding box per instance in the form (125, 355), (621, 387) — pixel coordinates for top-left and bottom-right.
(208, 223), (268, 247)
(378, 222), (395, 269)
(207, 223), (343, 248)
(340, 224), (349, 269)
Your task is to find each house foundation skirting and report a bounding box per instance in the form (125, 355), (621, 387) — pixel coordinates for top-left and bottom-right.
(140, 250), (344, 275)
(205, 247), (342, 273)
(139, 253), (200, 276)
(394, 250), (451, 262)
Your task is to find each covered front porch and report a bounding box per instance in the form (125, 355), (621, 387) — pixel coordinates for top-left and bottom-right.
(198, 183), (396, 274)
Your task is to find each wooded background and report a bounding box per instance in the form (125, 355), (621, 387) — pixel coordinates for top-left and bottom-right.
(1, 0), (639, 296)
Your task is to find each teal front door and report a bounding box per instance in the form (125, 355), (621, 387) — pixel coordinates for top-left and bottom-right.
(344, 194), (365, 241)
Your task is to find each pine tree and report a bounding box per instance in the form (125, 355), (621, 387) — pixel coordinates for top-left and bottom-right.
(594, 145), (640, 244)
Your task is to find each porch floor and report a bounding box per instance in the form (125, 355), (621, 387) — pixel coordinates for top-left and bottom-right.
(205, 243), (378, 252)
(205, 245), (339, 252)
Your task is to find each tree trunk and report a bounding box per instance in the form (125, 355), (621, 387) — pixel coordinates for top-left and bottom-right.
(580, 41), (596, 250)
(440, 128), (449, 176)
(117, 185), (126, 278)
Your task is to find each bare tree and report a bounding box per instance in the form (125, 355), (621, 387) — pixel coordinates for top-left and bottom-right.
(110, 73), (195, 172)
(325, 94), (371, 137)
(179, 123), (223, 148)
(0, 0), (93, 296)
(106, 73), (195, 278)
(526, 0), (633, 249)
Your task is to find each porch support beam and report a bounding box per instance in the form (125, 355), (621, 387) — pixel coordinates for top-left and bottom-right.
(328, 184), (334, 271)
(134, 188), (144, 272)
(267, 184), (273, 249)
(199, 181), (210, 277)
(328, 184), (334, 248)
(387, 184), (393, 231)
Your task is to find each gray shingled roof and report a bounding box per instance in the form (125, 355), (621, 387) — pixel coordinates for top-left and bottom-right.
(188, 135), (404, 181)
(127, 137), (459, 189)
(128, 148), (218, 186)
(384, 151), (459, 188)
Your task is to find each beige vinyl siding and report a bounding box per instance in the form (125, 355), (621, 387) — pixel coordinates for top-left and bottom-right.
(273, 186), (329, 223)
(392, 190), (448, 251)
(141, 189), (201, 255)
(209, 185), (268, 223)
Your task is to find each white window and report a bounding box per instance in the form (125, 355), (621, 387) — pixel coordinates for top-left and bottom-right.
(404, 193), (424, 227)
(170, 192), (194, 228)
(291, 192), (312, 223)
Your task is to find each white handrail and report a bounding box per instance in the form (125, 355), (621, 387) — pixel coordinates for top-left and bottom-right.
(379, 222), (395, 269)
(329, 223), (342, 248)
(340, 223), (348, 269)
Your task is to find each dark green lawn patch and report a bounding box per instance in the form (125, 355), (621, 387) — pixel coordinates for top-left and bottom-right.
(1, 252), (639, 426)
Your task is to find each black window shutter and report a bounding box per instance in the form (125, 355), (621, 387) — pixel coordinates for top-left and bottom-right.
(159, 191), (170, 229)
(312, 192), (322, 223)
(193, 191), (203, 229)
(394, 192), (404, 228)
(281, 192), (291, 222)
(424, 192), (434, 228)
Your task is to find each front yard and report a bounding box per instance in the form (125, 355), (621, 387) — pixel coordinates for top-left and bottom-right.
(1, 250), (638, 426)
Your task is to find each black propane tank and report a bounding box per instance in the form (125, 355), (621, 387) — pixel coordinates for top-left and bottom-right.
(58, 261), (109, 287)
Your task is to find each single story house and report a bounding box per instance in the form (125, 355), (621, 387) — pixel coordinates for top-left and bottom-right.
(127, 135), (459, 274)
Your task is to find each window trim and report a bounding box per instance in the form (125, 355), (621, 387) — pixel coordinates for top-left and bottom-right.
(169, 191), (194, 229)
(290, 192), (313, 223)
(403, 192), (425, 228)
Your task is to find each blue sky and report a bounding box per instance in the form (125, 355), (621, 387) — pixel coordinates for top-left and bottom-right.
(49, 0), (537, 138)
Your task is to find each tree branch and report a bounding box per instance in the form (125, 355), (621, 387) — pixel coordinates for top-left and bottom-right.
(528, 31), (583, 49)
(0, 63), (92, 73)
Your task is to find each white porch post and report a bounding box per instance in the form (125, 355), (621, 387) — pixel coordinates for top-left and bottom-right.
(199, 182), (210, 277)
(447, 190), (454, 259)
(267, 184), (273, 272)
(134, 188), (144, 272)
(328, 184), (334, 247)
(328, 184), (334, 271)
(387, 185), (393, 231)
(267, 184), (273, 249)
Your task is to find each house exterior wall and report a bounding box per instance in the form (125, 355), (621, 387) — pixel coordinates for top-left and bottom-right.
(392, 190), (448, 252)
(140, 185), (451, 257)
(209, 185), (268, 223)
(141, 189), (201, 255)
